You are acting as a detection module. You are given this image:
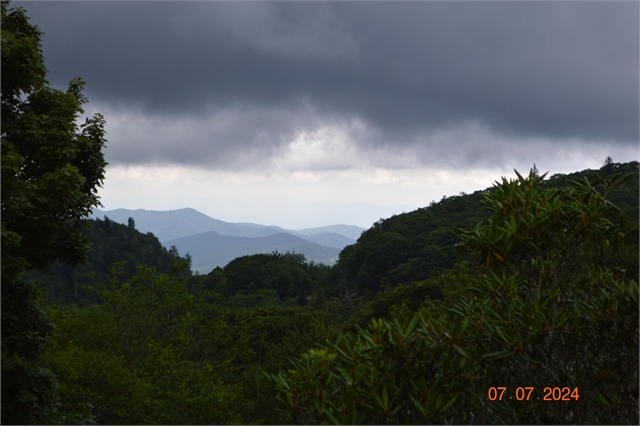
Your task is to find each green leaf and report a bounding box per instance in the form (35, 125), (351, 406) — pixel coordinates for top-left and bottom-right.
(324, 410), (340, 425)
(454, 345), (469, 358)
(596, 392), (612, 407)
(440, 394), (458, 413)
(410, 394), (425, 414)
(482, 350), (512, 359)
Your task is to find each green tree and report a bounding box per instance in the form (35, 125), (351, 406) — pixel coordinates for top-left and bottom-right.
(223, 251), (313, 299)
(1, 1), (108, 422)
(530, 163), (539, 177)
(602, 155), (614, 175)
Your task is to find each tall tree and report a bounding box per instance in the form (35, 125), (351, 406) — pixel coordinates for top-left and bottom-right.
(1, 1), (108, 422)
(602, 155), (615, 175)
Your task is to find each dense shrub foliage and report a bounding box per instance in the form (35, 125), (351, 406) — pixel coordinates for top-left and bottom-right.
(268, 170), (639, 424)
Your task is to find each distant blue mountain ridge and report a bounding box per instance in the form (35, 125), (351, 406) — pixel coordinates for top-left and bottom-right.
(89, 208), (365, 273)
(164, 231), (342, 274)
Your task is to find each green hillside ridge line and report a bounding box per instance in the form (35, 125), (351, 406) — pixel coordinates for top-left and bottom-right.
(34, 160), (638, 306)
(335, 160), (638, 294)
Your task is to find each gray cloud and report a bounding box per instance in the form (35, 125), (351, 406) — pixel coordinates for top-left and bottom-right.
(98, 104), (320, 169)
(23, 1), (639, 169)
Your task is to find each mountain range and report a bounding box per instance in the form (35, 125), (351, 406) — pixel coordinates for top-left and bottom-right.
(89, 208), (365, 273)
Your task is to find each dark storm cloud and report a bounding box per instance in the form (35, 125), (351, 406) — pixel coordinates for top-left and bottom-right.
(22, 1), (639, 168)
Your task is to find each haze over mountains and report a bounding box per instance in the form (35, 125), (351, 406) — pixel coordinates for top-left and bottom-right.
(89, 208), (365, 273)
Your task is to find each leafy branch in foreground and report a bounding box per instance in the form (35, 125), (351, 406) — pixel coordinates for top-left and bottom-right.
(268, 170), (638, 424)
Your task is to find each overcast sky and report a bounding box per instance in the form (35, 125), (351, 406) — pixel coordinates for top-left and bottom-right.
(20, 0), (639, 229)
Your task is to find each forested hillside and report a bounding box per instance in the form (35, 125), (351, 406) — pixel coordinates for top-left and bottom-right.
(334, 161), (639, 296)
(23, 217), (188, 306)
